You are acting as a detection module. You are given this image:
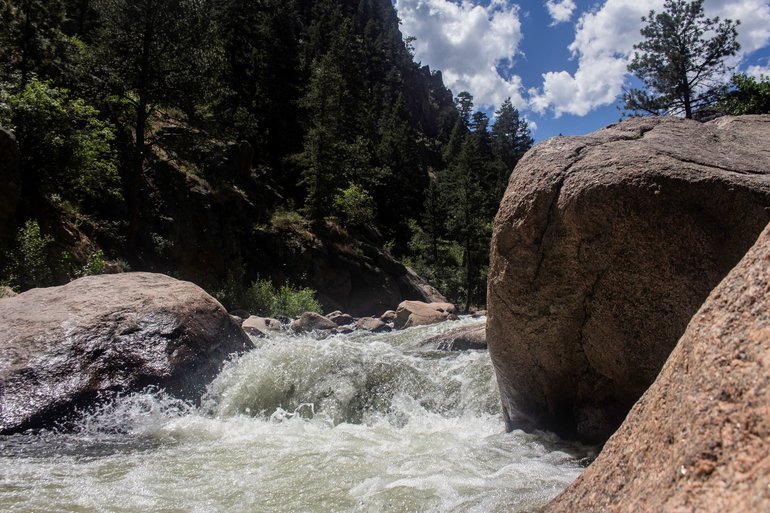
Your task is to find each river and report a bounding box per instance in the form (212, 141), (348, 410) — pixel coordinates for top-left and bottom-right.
(0, 317), (590, 512)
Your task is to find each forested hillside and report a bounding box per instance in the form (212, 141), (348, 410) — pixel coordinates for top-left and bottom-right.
(0, 0), (532, 312)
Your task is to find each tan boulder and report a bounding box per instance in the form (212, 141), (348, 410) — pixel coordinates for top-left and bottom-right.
(0, 273), (253, 434)
(393, 300), (458, 329)
(290, 311), (337, 333)
(546, 221), (770, 513)
(487, 115), (770, 443)
(242, 315), (282, 336)
(355, 316), (391, 333)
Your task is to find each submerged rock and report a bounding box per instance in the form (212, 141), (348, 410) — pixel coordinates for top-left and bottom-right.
(546, 221), (770, 513)
(422, 325), (486, 351)
(487, 115), (770, 443)
(0, 273), (253, 434)
(393, 300), (458, 330)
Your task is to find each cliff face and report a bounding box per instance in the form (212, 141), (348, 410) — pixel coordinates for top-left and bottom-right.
(486, 115), (770, 443)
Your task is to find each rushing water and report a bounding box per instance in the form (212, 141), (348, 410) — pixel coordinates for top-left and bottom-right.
(0, 317), (590, 513)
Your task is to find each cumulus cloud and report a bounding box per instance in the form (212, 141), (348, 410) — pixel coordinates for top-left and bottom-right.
(395, 0), (525, 109)
(529, 0), (770, 117)
(545, 0), (576, 25)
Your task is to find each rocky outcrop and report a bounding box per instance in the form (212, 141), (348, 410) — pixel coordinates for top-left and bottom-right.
(0, 128), (22, 243)
(393, 300), (458, 329)
(0, 273), (252, 434)
(487, 115), (770, 443)
(545, 221), (770, 513)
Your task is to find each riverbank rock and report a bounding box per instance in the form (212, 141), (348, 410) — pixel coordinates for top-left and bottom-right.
(422, 324), (486, 351)
(356, 316), (391, 333)
(242, 316), (282, 335)
(393, 300), (458, 329)
(0, 273), (253, 435)
(327, 311), (354, 326)
(487, 115), (770, 443)
(545, 222), (770, 512)
(290, 312), (338, 333)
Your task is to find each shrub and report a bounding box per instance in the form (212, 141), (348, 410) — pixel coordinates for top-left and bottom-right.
(213, 268), (321, 317)
(0, 78), (121, 208)
(79, 249), (107, 277)
(4, 219), (54, 290)
(333, 183), (376, 227)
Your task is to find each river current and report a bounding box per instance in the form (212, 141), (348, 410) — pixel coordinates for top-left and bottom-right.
(0, 317), (589, 512)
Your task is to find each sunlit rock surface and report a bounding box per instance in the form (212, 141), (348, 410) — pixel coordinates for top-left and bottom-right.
(0, 272), (252, 434)
(487, 115), (770, 443)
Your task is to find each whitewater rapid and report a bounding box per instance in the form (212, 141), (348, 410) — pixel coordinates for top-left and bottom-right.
(0, 317), (589, 512)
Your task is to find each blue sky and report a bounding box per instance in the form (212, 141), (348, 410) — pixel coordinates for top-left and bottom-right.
(392, 0), (770, 141)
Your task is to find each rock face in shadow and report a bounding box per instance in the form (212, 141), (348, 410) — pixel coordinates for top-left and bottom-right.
(545, 222), (770, 512)
(487, 115), (770, 443)
(0, 273), (253, 434)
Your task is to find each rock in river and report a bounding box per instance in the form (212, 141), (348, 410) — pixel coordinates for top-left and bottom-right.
(545, 221), (770, 513)
(0, 272), (253, 434)
(487, 115), (770, 443)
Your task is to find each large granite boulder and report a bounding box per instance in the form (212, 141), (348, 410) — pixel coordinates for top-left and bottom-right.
(0, 273), (253, 434)
(487, 115), (770, 443)
(546, 222), (770, 512)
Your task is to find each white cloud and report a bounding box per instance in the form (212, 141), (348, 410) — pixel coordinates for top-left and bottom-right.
(395, 0), (525, 109)
(529, 0), (770, 117)
(545, 0), (576, 25)
(746, 63), (770, 79)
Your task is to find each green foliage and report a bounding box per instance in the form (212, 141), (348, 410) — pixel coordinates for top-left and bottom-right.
(717, 73), (770, 115)
(624, 0), (740, 119)
(0, 78), (120, 208)
(269, 209), (311, 234)
(4, 219), (54, 290)
(333, 184), (376, 227)
(271, 284), (322, 318)
(213, 266), (321, 317)
(0, 0), (72, 86)
(79, 249), (107, 277)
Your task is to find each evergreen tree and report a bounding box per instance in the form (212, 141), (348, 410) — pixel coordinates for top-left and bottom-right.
(717, 73), (770, 115)
(0, 0), (71, 87)
(490, 98), (532, 211)
(92, 0), (220, 249)
(624, 0), (740, 119)
(214, 0), (303, 183)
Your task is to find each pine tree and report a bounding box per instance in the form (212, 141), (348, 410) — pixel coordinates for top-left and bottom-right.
(490, 98), (532, 211)
(0, 0), (71, 87)
(624, 0), (740, 119)
(92, 0), (220, 249)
